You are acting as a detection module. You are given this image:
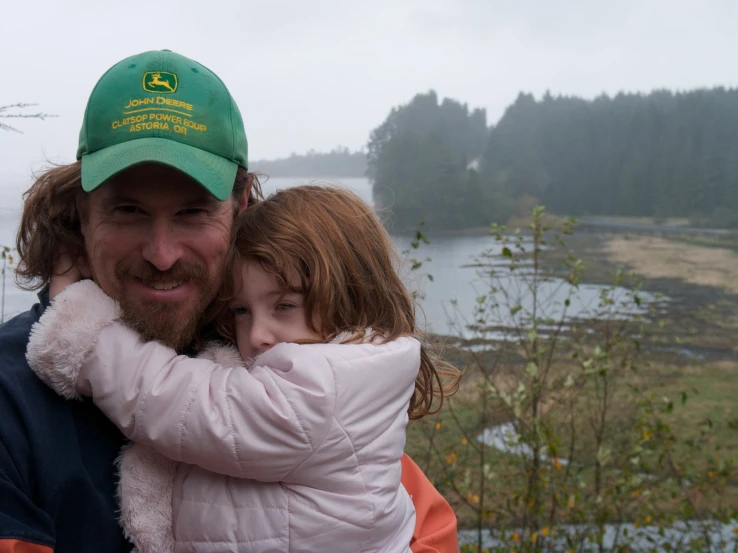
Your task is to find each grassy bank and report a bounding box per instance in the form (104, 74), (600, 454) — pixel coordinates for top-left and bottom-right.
(407, 349), (738, 529)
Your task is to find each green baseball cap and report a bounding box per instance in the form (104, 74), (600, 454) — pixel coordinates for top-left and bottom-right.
(77, 50), (247, 201)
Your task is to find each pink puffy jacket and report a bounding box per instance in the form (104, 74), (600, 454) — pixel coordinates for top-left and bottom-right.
(27, 281), (419, 553)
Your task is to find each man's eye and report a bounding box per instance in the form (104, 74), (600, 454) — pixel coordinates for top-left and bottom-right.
(114, 205), (143, 215)
(178, 208), (208, 217)
(231, 306), (250, 316)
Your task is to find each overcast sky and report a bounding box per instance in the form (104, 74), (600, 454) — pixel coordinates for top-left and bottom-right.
(2, 0), (737, 203)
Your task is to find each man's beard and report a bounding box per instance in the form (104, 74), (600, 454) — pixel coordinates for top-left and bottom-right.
(115, 260), (218, 352)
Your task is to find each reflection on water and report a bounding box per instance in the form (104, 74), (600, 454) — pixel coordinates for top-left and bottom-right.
(477, 421), (541, 462)
(393, 234), (664, 337)
(0, 178), (664, 331)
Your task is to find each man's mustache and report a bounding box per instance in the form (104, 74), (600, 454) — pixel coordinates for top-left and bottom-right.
(115, 260), (209, 286)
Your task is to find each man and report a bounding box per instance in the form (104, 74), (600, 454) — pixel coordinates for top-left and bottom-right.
(0, 50), (457, 553)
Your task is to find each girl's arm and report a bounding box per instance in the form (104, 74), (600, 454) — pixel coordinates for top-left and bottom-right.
(27, 280), (336, 483)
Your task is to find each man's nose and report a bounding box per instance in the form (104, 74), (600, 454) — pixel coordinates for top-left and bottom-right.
(141, 219), (184, 272)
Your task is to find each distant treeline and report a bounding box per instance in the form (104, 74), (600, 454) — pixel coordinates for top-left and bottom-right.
(253, 147), (367, 178)
(368, 88), (738, 231)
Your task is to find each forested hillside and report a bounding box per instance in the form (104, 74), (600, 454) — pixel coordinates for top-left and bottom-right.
(369, 88), (738, 230)
(253, 147), (366, 177)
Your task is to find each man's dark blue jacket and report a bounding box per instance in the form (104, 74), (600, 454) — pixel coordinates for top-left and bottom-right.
(0, 292), (131, 552)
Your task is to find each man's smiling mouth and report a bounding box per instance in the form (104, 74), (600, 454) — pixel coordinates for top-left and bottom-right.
(146, 280), (184, 291)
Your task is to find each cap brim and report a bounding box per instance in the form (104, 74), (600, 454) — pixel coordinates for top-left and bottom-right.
(81, 137), (238, 201)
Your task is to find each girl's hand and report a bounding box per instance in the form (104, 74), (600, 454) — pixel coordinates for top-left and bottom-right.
(50, 254), (84, 300)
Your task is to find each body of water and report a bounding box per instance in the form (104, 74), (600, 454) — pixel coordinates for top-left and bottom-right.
(0, 177), (661, 333)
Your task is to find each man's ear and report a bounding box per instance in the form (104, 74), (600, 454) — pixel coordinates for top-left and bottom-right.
(236, 192), (248, 215)
(76, 192), (90, 238)
(77, 249), (92, 279)
(74, 193), (93, 278)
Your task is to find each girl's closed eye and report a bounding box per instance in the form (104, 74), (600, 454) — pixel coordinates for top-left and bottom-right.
(231, 305), (251, 317)
(274, 292), (305, 312)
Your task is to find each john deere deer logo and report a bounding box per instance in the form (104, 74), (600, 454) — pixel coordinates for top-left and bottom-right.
(142, 71), (178, 94)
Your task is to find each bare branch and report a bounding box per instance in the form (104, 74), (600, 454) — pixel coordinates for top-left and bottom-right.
(0, 103), (58, 133)
(0, 122), (22, 133)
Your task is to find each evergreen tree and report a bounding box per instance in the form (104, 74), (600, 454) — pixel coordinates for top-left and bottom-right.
(367, 91), (491, 231)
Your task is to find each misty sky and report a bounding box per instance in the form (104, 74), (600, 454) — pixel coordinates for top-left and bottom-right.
(2, 0), (737, 204)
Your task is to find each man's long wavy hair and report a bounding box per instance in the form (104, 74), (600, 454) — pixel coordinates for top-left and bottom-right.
(219, 185), (461, 419)
(15, 161), (261, 290)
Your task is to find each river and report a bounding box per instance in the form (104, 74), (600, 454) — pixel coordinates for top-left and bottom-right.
(0, 177), (657, 332)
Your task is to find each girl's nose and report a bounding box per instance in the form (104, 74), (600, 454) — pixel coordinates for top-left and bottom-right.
(249, 321), (276, 356)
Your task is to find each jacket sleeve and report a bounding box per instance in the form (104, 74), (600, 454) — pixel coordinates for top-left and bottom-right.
(0, 316), (55, 553)
(26, 281), (336, 483)
(0, 382), (55, 551)
(0, 540), (53, 553)
(0, 438), (55, 553)
(401, 454), (458, 553)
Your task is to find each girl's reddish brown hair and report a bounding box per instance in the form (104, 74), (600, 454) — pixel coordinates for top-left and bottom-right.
(228, 185), (460, 419)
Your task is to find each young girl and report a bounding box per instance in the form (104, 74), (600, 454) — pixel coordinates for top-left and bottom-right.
(27, 185), (460, 553)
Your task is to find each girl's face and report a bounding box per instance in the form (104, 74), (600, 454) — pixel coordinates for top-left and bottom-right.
(231, 259), (321, 359)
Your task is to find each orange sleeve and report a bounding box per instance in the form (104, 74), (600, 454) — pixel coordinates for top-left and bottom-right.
(0, 540), (53, 553)
(401, 454), (458, 553)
